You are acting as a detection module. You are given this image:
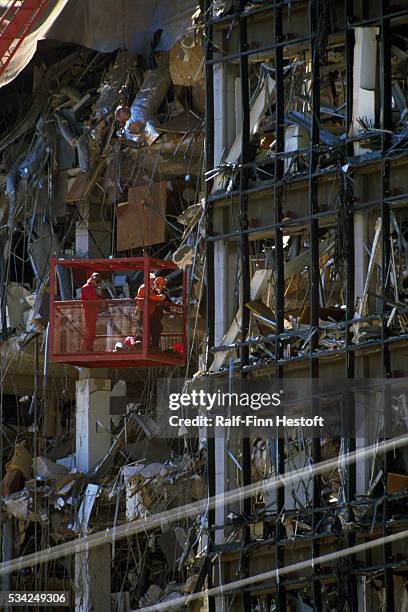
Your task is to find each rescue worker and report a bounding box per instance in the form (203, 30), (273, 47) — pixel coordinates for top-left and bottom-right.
(80, 272), (104, 351)
(135, 274), (172, 348)
(151, 276), (173, 348)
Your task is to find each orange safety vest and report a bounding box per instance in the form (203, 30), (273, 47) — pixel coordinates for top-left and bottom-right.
(135, 284), (165, 315)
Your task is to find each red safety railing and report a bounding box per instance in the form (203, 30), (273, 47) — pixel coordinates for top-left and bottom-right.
(0, 0), (50, 78)
(53, 300), (183, 355)
(49, 257), (187, 368)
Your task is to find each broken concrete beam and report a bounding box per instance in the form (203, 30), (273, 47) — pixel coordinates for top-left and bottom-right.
(209, 269), (272, 372)
(34, 457), (69, 480)
(284, 235), (334, 279)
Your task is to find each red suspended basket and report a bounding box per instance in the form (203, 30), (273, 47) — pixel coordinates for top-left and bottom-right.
(49, 256), (186, 368)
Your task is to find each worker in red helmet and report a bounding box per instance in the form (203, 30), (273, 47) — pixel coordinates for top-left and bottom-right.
(153, 275), (167, 293)
(135, 274), (171, 348)
(135, 273), (159, 314)
(80, 272), (104, 351)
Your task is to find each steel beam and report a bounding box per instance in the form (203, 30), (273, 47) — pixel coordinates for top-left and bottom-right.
(309, 2), (322, 609)
(274, 2), (286, 610)
(344, 1), (358, 607)
(380, 0), (395, 609)
(204, 2), (216, 609)
(238, 3), (252, 610)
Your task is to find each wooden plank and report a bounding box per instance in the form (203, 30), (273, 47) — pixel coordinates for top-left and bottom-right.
(116, 182), (167, 251)
(65, 159), (106, 203)
(169, 38), (204, 87)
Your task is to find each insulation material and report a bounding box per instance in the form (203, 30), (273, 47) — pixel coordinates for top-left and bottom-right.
(6, 283), (32, 330)
(5, 129), (49, 227)
(169, 36), (204, 87)
(172, 244), (193, 269)
(94, 51), (136, 120)
(116, 182), (167, 250)
(54, 113), (90, 173)
(5, 443), (33, 480)
(124, 58), (172, 144)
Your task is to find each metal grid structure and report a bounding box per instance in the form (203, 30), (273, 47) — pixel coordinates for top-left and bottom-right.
(204, 0), (408, 609)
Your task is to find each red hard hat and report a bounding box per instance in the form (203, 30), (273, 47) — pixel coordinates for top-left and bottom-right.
(154, 276), (167, 289)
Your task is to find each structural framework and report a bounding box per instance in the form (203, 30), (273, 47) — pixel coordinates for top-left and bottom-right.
(0, 1), (407, 611)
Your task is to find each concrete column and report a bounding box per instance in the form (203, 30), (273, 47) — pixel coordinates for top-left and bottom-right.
(211, 43), (238, 612)
(352, 27), (378, 155)
(75, 369), (111, 472)
(75, 368), (112, 611)
(75, 201), (111, 258)
(213, 63), (237, 169)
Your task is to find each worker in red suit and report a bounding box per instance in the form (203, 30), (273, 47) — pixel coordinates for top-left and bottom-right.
(135, 274), (172, 348)
(80, 272), (104, 351)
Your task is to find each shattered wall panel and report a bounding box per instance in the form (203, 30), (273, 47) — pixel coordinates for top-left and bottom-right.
(169, 36), (204, 87)
(116, 182), (167, 251)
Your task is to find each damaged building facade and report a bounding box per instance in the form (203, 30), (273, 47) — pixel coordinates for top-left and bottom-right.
(1, 0), (408, 611)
